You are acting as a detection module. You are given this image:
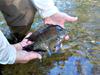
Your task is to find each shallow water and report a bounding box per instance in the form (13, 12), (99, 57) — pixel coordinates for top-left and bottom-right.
(0, 0), (100, 75)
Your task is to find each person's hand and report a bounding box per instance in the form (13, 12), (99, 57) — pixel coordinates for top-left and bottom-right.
(44, 12), (78, 28)
(13, 32), (33, 50)
(44, 12), (78, 41)
(15, 50), (42, 63)
(13, 32), (42, 64)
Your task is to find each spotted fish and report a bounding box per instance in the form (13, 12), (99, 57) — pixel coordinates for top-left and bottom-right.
(23, 24), (68, 55)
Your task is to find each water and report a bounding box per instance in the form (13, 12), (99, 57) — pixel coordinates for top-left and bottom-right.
(48, 56), (93, 75)
(0, 0), (100, 75)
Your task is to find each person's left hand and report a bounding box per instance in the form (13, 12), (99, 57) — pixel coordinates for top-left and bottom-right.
(44, 12), (78, 41)
(44, 12), (78, 28)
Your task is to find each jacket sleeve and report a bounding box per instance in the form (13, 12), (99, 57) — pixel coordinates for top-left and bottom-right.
(0, 30), (16, 64)
(31, 0), (59, 18)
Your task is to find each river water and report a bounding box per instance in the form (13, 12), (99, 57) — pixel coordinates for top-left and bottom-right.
(0, 0), (100, 75)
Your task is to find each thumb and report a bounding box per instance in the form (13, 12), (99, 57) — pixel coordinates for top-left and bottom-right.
(24, 32), (32, 39)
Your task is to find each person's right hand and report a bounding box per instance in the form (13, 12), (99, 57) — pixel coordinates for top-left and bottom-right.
(15, 50), (42, 63)
(13, 32), (42, 64)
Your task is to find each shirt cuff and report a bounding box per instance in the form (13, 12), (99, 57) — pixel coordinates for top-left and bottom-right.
(39, 6), (59, 18)
(31, 0), (60, 18)
(8, 45), (16, 64)
(0, 45), (16, 65)
(0, 31), (16, 64)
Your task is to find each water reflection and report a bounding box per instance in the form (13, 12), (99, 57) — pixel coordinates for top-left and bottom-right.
(48, 56), (93, 75)
(54, 0), (77, 11)
(0, 0), (100, 75)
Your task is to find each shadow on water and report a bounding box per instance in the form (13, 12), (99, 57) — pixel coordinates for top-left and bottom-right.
(0, 0), (100, 75)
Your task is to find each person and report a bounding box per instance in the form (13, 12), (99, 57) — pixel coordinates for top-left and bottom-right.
(0, 0), (78, 64)
(0, 31), (42, 64)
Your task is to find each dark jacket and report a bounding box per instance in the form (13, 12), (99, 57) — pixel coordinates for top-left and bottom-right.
(0, 0), (37, 27)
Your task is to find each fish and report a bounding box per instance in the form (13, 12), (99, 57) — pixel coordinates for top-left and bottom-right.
(23, 24), (68, 56)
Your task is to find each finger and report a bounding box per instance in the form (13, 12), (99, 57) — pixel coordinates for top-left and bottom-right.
(27, 41), (33, 45)
(24, 32), (32, 39)
(26, 52), (42, 60)
(16, 50), (42, 63)
(22, 39), (28, 42)
(20, 41), (33, 48)
(65, 16), (78, 22)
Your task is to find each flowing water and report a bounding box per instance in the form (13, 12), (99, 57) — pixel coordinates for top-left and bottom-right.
(0, 0), (100, 75)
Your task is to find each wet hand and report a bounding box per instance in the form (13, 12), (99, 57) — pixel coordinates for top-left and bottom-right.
(13, 32), (42, 64)
(44, 12), (78, 28)
(14, 32), (33, 50)
(15, 50), (42, 63)
(44, 12), (78, 40)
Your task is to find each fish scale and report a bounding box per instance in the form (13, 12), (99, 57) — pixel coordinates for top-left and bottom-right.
(23, 24), (68, 55)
